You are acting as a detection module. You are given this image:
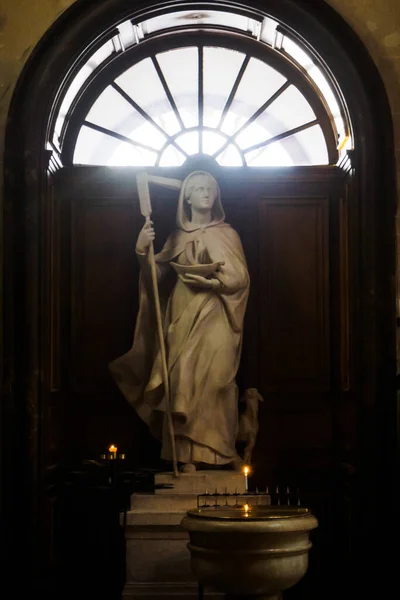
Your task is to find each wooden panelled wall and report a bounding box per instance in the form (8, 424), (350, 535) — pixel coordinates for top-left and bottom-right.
(48, 165), (356, 461)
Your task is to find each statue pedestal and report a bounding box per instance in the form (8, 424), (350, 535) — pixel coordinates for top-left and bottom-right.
(154, 470), (246, 495)
(123, 471), (245, 599)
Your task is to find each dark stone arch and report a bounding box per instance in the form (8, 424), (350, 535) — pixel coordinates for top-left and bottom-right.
(2, 0), (397, 595)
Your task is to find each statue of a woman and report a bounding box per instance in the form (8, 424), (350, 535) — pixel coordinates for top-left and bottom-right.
(110, 171), (250, 470)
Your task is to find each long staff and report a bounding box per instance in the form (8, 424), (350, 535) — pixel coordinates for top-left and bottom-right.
(136, 172), (179, 477)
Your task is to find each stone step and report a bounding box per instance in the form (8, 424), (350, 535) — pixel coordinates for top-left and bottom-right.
(155, 470), (246, 495)
(131, 492), (199, 511)
(124, 509), (187, 527)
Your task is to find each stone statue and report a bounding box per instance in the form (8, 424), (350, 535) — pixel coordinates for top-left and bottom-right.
(109, 170), (250, 471)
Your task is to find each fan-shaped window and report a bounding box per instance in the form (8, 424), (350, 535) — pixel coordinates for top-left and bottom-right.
(50, 7), (350, 168)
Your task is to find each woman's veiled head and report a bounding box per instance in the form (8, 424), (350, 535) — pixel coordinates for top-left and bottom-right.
(184, 173), (218, 213)
(177, 171), (225, 231)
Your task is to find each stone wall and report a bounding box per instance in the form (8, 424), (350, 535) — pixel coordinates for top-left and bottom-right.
(327, 0), (400, 328)
(328, 0), (400, 177)
(0, 0), (75, 160)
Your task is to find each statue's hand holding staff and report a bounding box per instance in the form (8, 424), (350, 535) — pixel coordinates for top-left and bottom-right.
(136, 221), (155, 254)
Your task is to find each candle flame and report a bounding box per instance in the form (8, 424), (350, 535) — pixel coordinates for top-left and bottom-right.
(243, 503), (251, 517)
(243, 465), (250, 476)
(108, 444), (118, 453)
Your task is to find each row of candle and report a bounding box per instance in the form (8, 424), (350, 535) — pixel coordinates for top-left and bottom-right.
(102, 448), (252, 487)
(100, 445), (125, 460)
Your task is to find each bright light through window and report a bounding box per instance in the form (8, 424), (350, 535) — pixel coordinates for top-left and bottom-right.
(50, 8), (347, 166)
(72, 44), (334, 167)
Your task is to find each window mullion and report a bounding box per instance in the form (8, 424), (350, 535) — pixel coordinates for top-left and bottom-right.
(83, 120), (158, 153)
(217, 54), (250, 130)
(213, 80), (291, 159)
(111, 81), (189, 158)
(198, 46), (204, 154)
(243, 118), (319, 154)
(151, 55), (185, 131)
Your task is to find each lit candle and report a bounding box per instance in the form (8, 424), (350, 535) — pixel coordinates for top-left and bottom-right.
(243, 503), (251, 517)
(243, 465), (250, 492)
(108, 444), (118, 459)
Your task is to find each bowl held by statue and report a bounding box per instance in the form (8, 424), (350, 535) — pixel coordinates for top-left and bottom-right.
(170, 261), (222, 277)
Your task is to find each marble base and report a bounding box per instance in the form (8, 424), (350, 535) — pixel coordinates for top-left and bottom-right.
(155, 470), (246, 495)
(123, 471), (239, 599)
(123, 582), (222, 598)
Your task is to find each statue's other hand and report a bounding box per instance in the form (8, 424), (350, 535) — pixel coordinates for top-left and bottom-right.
(136, 221), (155, 254)
(179, 273), (220, 291)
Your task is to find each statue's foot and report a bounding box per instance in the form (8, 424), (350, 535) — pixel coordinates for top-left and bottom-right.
(180, 463), (196, 473)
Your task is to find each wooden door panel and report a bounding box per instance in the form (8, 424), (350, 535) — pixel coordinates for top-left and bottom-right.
(259, 197), (330, 393)
(253, 408), (334, 472)
(71, 199), (139, 390)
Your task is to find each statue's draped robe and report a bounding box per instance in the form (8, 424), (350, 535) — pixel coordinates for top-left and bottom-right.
(110, 173), (250, 465)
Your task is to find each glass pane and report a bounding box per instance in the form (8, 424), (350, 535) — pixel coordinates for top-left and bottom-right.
(265, 84), (316, 131)
(235, 85), (316, 149)
(245, 144), (294, 166)
(73, 125), (157, 166)
(117, 20), (137, 50)
(235, 119), (273, 149)
(86, 85), (166, 150)
(308, 65), (340, 116)
(285, 124), (328, 164)
(54, 40), (115, 144)
(216, 144), (243, 166)
(222, 57), (286, 135)
(116, 57), (181, 135)
(54, 64), (93, 145)
(140, 10), (261, 36)
(202, 130), (226, 156)
(157, 47), (199, 128)
(159, 144), (186, 167)
(155, 110), (183, 137)
(109, 141), (158, 166)
(282, 37), (312, 70)
(218, 111), (246, 138)
(308, 65), (346, 142)
(88, 40), (115, 70)
(175, 130), (199, 155)
(245, 124), (328, 166)
(283, 37), (347, 146)
(259, 17), (279, 46)
(203, 47), (246, 128)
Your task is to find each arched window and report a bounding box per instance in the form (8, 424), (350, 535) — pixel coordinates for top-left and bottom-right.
(50, 7), (350, 168)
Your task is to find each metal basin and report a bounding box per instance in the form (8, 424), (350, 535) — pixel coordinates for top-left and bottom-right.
(181, 506), (318, 599)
